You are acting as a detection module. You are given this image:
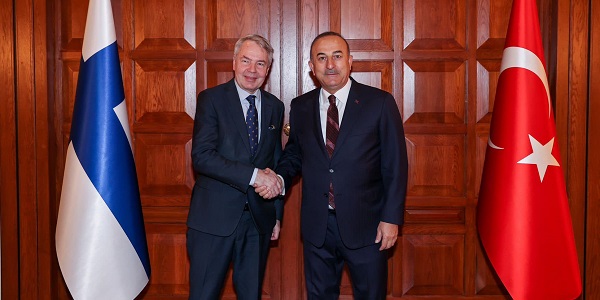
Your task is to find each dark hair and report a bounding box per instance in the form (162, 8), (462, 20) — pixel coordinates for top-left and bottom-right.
(234, 34), (274, 66)
(309, 31), (350, 58)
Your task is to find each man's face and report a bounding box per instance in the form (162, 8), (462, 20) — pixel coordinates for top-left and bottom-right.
(233, 41), (270, 94)
(309, 35), (353, 94)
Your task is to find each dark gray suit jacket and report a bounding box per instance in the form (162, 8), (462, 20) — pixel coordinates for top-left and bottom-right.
(187, 79), (284, 236)
(277, 78), (408, 249)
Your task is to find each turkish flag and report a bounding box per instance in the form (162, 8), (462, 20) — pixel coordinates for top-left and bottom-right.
(477, 0), (582, 299)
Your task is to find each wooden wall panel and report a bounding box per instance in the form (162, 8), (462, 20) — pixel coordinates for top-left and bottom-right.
(0, 0), (19, 297)
(587, 1), (600, 298)
(398, 1), (470, 298)
(476, 61), (500, 123)
(133, 0), (195, 51)
(142, 224), (188, 299)
(403, 0), (466, 50)
(205, 0), (270, 50)
(474, 133), (488, 195)
(474, 241), (506, 295)
(562, 0), (589, 287)
(16, 0), (40, 296)
(405, 134), (465, 197)
(136, 134), (194, 206)
(331, 0), (392, 51)
(141, 211), (189, 297)
(133, 60), (196, 122)
(129, 0), (195, 298)
(350, 61), (392, 92)
(14, 0), (53, 297)
(60, 0), (87, 50)
(403, 61), (466, 124)
(61, 61), (79, 127)
(403, 235), (465, 295)
(206, 61), (234, 88)
(476, 0), (512, 55)
(339, 0), (381, 39)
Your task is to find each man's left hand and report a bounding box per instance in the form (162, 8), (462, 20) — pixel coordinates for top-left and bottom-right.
(375, 221), (398, 251)
(271, 220), (281, 240)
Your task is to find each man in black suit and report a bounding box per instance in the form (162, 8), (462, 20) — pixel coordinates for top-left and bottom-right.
(187, 34), (284, 300)
(263, 31), (408, 299)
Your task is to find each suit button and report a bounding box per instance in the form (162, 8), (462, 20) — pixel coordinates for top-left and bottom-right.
(329, 169), (334, 173)
(323, 193), (328, 197)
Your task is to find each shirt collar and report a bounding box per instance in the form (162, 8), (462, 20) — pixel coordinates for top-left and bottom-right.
(234, 80), (261, 104)
(320, 79), (352, 105)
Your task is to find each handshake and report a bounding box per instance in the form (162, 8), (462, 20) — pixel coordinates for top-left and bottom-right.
(253, 168), (283, 199)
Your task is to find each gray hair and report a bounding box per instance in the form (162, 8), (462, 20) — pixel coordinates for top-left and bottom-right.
(233, 34), (274, 66)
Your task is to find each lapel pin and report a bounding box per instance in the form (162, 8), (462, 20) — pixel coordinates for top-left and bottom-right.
(355, 100), (360, 104)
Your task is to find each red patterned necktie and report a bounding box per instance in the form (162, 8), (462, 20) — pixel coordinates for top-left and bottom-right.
(326, 95), (339, 156)
(326, 94), (339, 209)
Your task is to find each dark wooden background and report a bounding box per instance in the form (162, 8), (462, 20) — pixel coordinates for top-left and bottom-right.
(2, 0), (599, 298)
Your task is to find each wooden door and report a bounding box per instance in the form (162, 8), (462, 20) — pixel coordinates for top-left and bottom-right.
(54, 0), (577, 299)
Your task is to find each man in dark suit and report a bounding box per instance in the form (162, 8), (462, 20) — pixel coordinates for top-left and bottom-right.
(187, 34), (284, 300)
(265, 31), (408, 299)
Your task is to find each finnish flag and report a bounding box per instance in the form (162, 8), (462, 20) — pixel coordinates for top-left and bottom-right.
(55, 0), (151, 299)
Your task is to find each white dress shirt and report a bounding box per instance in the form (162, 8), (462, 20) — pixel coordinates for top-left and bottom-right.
(234, 81), (262, 186)
(319, 80), (352, 144)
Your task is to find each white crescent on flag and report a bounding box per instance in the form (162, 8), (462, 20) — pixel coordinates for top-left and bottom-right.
(487, 46), (552, 150)
(500, 46), (552, 118)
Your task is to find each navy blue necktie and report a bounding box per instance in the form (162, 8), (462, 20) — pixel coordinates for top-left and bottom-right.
(246, 95), (259, 156)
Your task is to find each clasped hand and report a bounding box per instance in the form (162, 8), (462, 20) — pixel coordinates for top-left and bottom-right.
(253, 168), (282, 199)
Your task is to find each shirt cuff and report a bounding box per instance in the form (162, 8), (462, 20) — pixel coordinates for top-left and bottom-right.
(249, 168), (258, 186)
(277, 174), (285, 195)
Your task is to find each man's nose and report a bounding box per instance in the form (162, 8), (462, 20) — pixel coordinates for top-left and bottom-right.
(326, 59), (334, 69)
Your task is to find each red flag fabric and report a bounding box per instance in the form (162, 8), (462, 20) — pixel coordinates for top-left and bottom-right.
(477, 0), (582, 299)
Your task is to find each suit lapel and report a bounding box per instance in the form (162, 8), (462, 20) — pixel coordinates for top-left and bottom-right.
(311, 91), (329, 158)
(331, 80), (360, 159)
(224, 80), (252, 155)
(255, 91), (273, 156)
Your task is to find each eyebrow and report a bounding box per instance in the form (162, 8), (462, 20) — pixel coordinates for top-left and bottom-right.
(316, 50), (344, 56)
(240, 55), (266, 64)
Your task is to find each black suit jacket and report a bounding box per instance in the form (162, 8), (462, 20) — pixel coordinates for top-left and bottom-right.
(187, 79), (284, 236)
(277, 79), (408, 249)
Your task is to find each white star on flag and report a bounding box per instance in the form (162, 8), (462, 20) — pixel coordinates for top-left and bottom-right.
(517, 134), (560, 182)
